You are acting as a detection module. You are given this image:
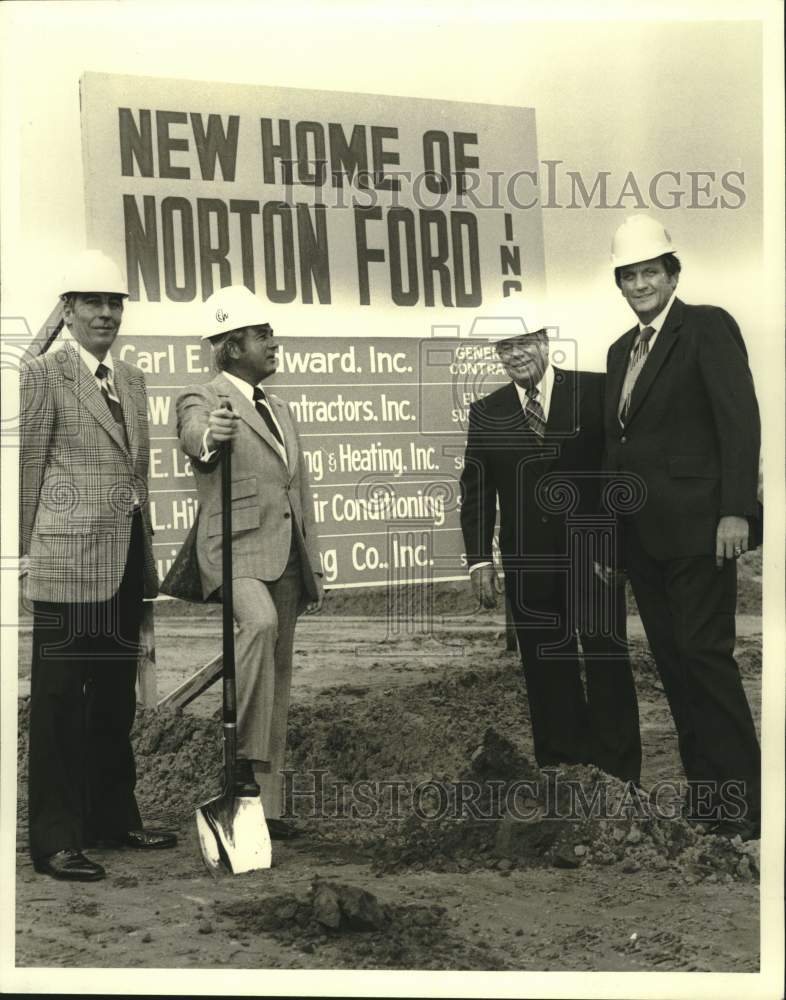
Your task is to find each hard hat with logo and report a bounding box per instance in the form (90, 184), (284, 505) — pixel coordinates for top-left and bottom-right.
(611, 215), (677, 269)
(60, 249), (129, 298)
(202, 285), (273, 340)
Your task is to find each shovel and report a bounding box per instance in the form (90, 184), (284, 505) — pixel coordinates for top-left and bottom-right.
(196, 418), (272, 874)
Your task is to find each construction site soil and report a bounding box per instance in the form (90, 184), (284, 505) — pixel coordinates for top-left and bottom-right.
(14, 561), (763, 973)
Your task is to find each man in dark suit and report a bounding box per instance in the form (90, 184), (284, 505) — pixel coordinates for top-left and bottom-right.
(19, 250), (176, 882)
(604, 215), (761, 839)
(460, 308), (641, 784)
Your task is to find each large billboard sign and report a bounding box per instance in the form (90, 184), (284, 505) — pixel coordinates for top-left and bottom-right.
(78, 72), (547, 587)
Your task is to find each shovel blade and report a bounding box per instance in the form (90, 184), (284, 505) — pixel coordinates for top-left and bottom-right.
(196, 791), (272, 874)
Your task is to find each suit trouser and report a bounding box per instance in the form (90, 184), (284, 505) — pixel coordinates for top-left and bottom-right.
(28, 512), (145, 861)
(624, 522), (760, 820)
(231, 544), (304, 819)
(507, 571), (641, 784)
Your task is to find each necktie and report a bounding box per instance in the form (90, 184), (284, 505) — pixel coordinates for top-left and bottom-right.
(618, 325), (655, 424)
(252, 387), (284, 447)
(524, 385), (546, 440)
(96, 362), (129, 446)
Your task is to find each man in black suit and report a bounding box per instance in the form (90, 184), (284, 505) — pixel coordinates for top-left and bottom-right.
(604, 215), (761, 839)
(460, 310), (641, 784)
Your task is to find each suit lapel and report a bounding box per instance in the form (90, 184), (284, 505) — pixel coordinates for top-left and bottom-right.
(491, 380), (560, 461)
(607, 326), (638, 427)
(216, 374), (288, 468)
(113, 361), (140, 463)
(624, 298), (684, 425)
(488, 381), (529, 433)
(545, 368), (576, 437)
(60, 348), (131, 456)
(268, 394), (297, 475)
(537, 368), (573, 468)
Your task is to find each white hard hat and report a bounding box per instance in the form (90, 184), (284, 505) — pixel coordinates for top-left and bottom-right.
(611, 215), (676, 269)
(468, 293), (550, 345)
(60, 249), (128, 297)
(202, 285), (272, 340)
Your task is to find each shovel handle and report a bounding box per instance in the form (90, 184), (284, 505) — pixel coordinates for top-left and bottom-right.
(220, 400), (238, 788)
(221, 439), (235, 689)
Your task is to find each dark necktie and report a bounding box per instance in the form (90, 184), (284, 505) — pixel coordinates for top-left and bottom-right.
(524, 385), (546, 440)
(252, 387), (284, 446)
(618, 325), (655, 424)
(95, 362), (129, 446)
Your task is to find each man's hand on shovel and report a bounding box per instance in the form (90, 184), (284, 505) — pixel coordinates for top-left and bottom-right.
(206, 402), (239, 450)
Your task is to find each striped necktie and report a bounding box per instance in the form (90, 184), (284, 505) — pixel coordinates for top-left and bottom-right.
(525, 385), (546, 440)
(252, 387), (285, 450)
(95, 362), (129, 446)
(618, 325), (655, 424)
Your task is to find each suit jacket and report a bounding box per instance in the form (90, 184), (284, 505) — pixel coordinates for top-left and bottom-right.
(604, 298), (760, 561)
(19, 344), (158, 603)
(175, 374), (323, 603)
(460, 368), (609, 599)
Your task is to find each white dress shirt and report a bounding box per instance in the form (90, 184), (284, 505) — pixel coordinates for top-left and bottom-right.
(513, 361), (554, 421)
(63, 334), (118, 393)
(634, 289), (678, 353)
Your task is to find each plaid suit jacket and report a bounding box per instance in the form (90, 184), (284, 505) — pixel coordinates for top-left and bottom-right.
(19, 343), (159, 603)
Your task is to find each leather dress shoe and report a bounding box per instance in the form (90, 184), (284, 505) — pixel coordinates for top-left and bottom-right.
(90, 829), (178, 850)
(34, 849), (105, 882)
(266, 818), (299, 841)
(234, 759), (261, 797)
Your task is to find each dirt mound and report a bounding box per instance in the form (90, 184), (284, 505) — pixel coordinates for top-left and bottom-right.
(286, 664), (531, 785)
(215, 878), (510, 969)
(369, 730), (760, 884)
(16, 646), (760, 883)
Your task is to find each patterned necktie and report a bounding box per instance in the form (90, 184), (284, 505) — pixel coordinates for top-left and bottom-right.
(252, 387), (284, 447)
(618, 325), (655, 424)
(524, 385), (546, 440)
(95, 362), (129, 446)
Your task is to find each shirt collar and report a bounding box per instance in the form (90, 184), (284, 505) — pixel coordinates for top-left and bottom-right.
(62, 330), (115, 376)
(222, 370), (267, 401)
(640, 290), (677, 335)
(513, 362), (553, 406)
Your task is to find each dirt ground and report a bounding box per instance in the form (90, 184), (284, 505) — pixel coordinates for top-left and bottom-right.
(14, 559), (763, 973)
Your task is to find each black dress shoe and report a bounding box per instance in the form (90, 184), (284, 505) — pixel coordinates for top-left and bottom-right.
(90, 829), (178, 850)
(34, 849), (105, 882)
(266, 818), (299, 840)
(234, 758), (261, 797)
(123, 829), (178, 849)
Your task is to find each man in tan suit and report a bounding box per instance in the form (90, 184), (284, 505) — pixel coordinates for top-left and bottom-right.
(176, 285), (323, 838)
(20, 250), (175, 883)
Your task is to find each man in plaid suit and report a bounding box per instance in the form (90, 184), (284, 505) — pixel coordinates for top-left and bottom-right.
(19, 250), (175, 882)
